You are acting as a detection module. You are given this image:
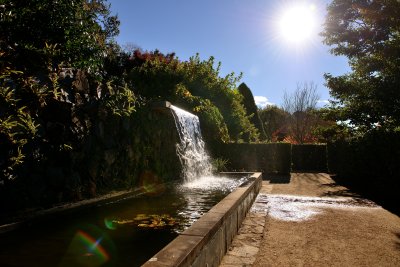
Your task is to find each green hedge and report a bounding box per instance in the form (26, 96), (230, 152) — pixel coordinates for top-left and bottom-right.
(327, 131), (400, 180)
(327, 131), (400, 212)
(292, 144), (327, 172)
(213, 143), (292, 174)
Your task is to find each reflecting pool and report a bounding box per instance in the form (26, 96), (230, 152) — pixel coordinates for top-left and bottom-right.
(0, 175), (248, 267)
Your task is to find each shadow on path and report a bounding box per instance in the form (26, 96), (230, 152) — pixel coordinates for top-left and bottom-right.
(328, 174), (400, 216)
(395, 232), (400, 251)
(320, 182), (361, 198)
(264, 174), (291, 184)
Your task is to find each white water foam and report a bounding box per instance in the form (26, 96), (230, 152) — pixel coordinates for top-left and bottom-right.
(251, 194), (379, 222)
(181, 175), (247, 191)
(170, 105), (213, 183)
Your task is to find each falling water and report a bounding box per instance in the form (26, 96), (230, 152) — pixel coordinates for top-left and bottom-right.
(170, 105), (213, 182)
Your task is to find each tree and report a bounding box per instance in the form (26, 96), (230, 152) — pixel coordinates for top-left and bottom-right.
(258, 105), (288, 141)
(321, 0), (400, 132)
(127, 49), (183, 100)
(282, 82), (319, 144)
(180, 55), (259, 142)
(237, 83), (267, 140)
(127, 51), (260, 143)
(0, 0), (131, 184)
(0, 0), (120, 73)
(311, 108), (351, 143)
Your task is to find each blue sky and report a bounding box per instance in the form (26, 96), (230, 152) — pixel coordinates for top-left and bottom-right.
(109, 0), (351, 107)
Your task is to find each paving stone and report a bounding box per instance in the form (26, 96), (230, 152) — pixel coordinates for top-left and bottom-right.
(218, 187), (268, 267)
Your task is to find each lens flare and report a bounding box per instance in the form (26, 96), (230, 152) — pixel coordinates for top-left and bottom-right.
(76, 230), (110, 263)
(60, 226), (114, 267)
(104, 218), (117, 230)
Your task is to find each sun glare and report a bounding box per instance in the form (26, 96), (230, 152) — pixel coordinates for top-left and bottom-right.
(278, 4), (317, 45)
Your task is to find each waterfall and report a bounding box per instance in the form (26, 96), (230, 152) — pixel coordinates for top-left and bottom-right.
(170, 105), (213, 182)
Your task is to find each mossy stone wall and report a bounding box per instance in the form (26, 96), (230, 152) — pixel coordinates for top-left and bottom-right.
(0, 106), (181, 218)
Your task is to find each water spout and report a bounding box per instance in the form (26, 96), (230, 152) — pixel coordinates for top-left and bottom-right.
(170, 105), (212, 183)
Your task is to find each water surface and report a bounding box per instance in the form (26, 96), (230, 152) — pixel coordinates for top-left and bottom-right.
(0, 176), (248, 267)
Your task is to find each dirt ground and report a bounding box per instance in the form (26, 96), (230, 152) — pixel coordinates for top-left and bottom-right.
(251, 173), (400, 267)
(253, 173), (400, 266)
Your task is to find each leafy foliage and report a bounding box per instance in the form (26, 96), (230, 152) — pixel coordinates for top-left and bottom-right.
(0, 1), (136, 194)
(258, 105), (289, 142)
(311, 107), (352, 143)
(214, 143), (292, 174)
(127, 50), (183, 100)
(127, 51), (259, 142)
(1, 0), (120, 72)
(321, 0), (400, 132)
(0, 67), (38, 179)
(211, 158), (229, 172)
(292, 144), (327, 172)
(181, 55), (259, 142)
(0, 0), (266, 213)
(103, 83), (137, 117)
(327, 130), (400, 213)
(237, 82), (267, 140)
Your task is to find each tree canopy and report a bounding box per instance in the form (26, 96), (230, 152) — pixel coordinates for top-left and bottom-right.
(0, 0), (127, 182)
(0, 0), (272, 213)
(127, 50), (259, 143)
(258, 105), (288, 142)
(238, 82), (267, 140)
(321, 0), (400, 131)
(1, 0), (120, 72)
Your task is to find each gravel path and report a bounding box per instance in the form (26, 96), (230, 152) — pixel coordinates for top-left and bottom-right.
(221, 173), (400, 267)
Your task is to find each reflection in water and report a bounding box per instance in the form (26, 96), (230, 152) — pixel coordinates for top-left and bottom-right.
(252, 194), (380, 222)
(177, 176), (248, 228)
(0, 176), (248, 267)
(138, 170), (166, 196)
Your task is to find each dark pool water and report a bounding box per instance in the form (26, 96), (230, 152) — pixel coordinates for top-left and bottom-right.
(0, 175), (248, 267)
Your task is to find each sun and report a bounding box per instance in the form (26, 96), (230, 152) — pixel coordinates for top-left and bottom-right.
(278, 4), (317, 45)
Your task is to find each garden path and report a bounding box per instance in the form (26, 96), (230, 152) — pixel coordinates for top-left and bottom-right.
(220, 173), (400, 267)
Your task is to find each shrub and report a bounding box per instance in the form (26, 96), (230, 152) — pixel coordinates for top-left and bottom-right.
(292, 144), (327, 172)
(214, 143), (291, 174)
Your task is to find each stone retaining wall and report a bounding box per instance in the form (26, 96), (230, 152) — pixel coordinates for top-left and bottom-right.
(142, 172), (262, 267)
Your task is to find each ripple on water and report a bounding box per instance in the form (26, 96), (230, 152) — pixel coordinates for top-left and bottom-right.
(180, 176), (248, 191)
(176, 175), (249, 229)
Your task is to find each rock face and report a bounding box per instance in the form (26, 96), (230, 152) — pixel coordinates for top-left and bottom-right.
(73, 105), (182, 198)
(0, 103), (182, 218)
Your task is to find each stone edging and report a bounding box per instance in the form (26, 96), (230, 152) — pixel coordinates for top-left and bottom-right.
(142, 172), (262, 267)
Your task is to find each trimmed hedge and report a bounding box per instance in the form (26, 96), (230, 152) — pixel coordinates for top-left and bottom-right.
(327, 131), (400, 180)
(327, 131), (400, 213)
(292, 144), (327, 172)
(213, 143), (292, 174)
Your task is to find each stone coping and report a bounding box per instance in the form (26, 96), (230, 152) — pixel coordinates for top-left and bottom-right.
(142, 172), (262, 267)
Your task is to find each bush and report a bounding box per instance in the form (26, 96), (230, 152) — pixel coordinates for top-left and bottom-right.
(213, 143), (291, 174)
(127, 51), (259, 143)
(327, 130), (400, 212)
(238, 82), (266, 140)
(292, 144), (327, 172)
(329, 131), (400, 179)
